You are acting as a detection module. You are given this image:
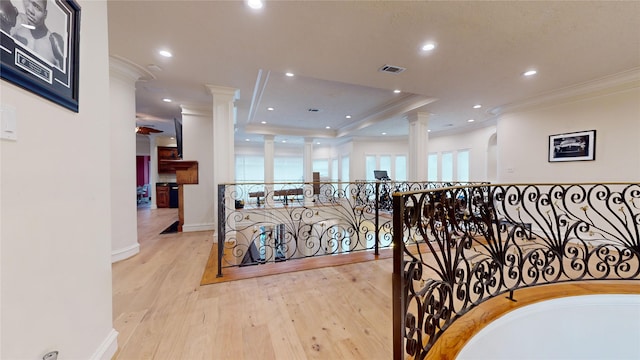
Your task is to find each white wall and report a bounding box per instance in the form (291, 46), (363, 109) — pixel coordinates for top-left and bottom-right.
(497, 86), (640, 183)
(0, 1), (117, 359)
(350, 138), (408, 180)
(182, 106), (215, 232)
(428, 126), (497, 182)
(458, 295), (640, 360)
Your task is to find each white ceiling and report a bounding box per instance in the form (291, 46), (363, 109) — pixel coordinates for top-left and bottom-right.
(107, 1), (640, 143)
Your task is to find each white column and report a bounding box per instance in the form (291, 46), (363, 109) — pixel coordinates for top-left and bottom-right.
(181, 104), (214, 232)
(109, 57), (152, 263)
(303, 138), (314, 182)
(206, 85), (239, 232)
(264, 135), (275, 183)
(303, 137), (314, 205)
(264, 135), (275, 207)
(407, 111), (430, 181)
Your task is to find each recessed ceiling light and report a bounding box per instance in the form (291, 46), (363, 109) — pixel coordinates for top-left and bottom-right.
(427, 129), (432, 133)
(468, 119), (475, 123)
(158, 50), (172, 58)
(282, 140), (287, 143)
(162, 98), (172, 103)
(393, 89), (401, 94)
(381, 132), (387, 135)
(285, 72), (294, 77)
(523, 70), (537, 77)
(247, 0), (263, 9)
(245, 138), (250, 142)
(267, 107), (274, 111)
(473, 104), (482, 109)
(325, 126), (331, 129)
(261, 121), (267, 124)
(421, 43), (436, 51)
(345, 115), (352, 119)
(316, 142), (321, 145)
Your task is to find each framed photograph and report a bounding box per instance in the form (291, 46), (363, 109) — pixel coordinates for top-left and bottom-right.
(548, 130), (596, 162)
(1, 0), (80, 112)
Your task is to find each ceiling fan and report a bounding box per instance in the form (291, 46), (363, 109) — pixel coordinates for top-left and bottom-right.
(135, 125), (163, 135)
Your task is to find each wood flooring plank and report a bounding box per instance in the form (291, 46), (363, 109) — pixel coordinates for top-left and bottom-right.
(242, 324), (277, 360)
(113, 207), (640, 360)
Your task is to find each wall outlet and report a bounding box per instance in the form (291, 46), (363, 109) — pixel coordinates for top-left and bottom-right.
(43, 351), (59, 360)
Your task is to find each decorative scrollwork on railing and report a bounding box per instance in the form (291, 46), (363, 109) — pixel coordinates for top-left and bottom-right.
(393, 183), (640, 359)
(217, 181), (484, 277)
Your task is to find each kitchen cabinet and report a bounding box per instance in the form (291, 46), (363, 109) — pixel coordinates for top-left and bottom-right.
(158, 146), (179, 174)
(156, 184), (169, 208)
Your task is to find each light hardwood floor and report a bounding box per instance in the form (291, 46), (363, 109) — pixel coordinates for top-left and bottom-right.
(112, 207), (396, 359)
(114, 207), (640, 359)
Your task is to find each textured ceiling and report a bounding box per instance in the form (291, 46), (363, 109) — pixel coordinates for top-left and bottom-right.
(107, 1), (640, 143)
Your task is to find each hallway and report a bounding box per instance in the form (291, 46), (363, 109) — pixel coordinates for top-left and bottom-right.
(112, 207), (395, 359)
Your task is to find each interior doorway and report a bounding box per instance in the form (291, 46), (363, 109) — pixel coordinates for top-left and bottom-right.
(136, 156), (151, 207)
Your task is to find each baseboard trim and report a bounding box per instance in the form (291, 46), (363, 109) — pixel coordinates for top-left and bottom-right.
(111, 243), (140, 263)
(90, 328), (118, 360)
(182, 223), (215, 232)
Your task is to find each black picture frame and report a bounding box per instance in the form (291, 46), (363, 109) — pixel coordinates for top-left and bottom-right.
(548, 130), (596, 162)
(1, 0), (80, 112)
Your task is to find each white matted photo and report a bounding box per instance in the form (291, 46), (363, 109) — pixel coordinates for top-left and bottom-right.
(548, 130), (596, 162)
(0, 0), (80, 112)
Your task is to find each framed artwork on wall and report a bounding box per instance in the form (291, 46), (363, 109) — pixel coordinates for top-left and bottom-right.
(548, 130), (596, 162)
(0, 0), (81, 112)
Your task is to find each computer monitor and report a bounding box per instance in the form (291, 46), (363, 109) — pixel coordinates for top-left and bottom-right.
(374, 170), (389, 180)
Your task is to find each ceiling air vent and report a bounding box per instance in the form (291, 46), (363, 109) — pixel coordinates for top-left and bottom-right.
(308, 108), (320, 112)
(379, 64), (406, 74)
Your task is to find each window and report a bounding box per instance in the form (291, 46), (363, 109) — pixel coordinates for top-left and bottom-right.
(274, 156), (303, 182)
(379, 155), (391, 176)
(457, 150), (470, 182)
(441, 152), (453, 182)
(331, 159), (338, 181)
(235, 155), (264, 182)
(365, 155), (376, 181)
(395, 155), (407, 181)
(341, 155), (350, 182)
(428, 153), (438, 181)
(313, 159), (329, 178)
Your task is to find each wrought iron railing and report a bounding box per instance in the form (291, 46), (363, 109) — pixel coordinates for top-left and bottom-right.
(392, 183), (640, 359)
(216, 180), (484, 277)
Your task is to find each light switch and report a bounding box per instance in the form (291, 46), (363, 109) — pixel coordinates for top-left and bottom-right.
(0, 105), (17, 141)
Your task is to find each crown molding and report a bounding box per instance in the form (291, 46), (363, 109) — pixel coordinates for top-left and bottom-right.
(490, 68), (640, 116)
(244, 124), (337, 138)
(337, 94), (437, 137)
(109, 55), (155, 82)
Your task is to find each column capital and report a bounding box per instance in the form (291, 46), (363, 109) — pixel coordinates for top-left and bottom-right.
(205, 85), (240, 100)
(181, 103), (212, 117)
(406, 111), (430, 124)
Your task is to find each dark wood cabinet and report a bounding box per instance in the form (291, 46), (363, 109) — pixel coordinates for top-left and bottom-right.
(156, 185), (169, 208)
(158, 146), (179, 174)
